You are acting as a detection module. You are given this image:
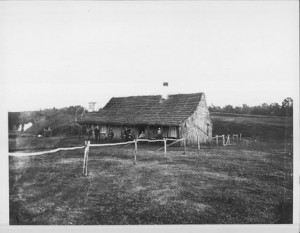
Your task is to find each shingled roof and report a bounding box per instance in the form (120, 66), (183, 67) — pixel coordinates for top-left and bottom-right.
(78, 93), (204, 126)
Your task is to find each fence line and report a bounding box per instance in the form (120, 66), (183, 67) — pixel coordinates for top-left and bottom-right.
(11, 134), (246, 177)
(8, 138), (181, 158)
(89, 141), (135, 147)
(224, 134), (237, 146)
(135, 139), (164, 143)
(9, 133), (242, 158)
(82, 138), (186, 175)
(166, 138), (183, 142)
(232, 134), (239, 143)
(9, 146), (85, 157)
(210, 134), (225, 147)
(156, 138), (185, 151)
(210, 133), (242, 146)
(9, 133), (245, 177)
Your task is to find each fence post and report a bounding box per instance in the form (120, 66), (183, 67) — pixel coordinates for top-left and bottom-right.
(134, 139), (137, 165)
(240, 133), (242, 141)
(216, 135), (218, 147)
(164, 138), (167, 157)
(83, 141), (90, 176)
(86, 141), (90, 176)
(183, 138), (186, 154)
(83, 141), (87, 175)
(82, 141), (86, 175)
(222, 135), (225, 146)
(197, 136), (200, 150)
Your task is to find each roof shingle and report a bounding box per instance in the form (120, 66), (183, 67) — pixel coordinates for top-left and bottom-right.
(78, 93), (204, 126)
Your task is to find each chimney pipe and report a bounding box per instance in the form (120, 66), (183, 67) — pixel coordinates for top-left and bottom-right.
(162, 82), (169, 100)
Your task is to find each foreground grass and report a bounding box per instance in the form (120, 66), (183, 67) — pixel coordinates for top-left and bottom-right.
(9, 140), (293, 224)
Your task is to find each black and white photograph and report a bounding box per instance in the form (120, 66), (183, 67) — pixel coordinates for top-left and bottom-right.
(0, 1), (299, 232)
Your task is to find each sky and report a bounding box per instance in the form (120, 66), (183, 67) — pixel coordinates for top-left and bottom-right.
(0, 1), (299, 111)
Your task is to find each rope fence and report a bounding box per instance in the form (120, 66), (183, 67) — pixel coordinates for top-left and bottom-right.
(156, 138), (185, 151)
(8, 146), (85, 157)
(82, 138), (187, 175)
(9, 134), (244, 176)
(135, 139), (165, 143)
(9, 138), (186, 176)
(89, 141), (135, 147)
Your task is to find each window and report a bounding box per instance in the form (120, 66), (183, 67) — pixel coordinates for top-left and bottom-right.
(168, 126), (177, 138)
(100, 126), (107, 134)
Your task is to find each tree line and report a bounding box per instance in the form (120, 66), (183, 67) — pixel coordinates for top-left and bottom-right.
(9, 97), (293, 132)
(8, 105), (86, 131)
(209, 97), (293, 117)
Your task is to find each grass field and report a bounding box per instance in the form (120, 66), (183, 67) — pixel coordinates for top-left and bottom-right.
(211, 113), (293, 140)
(9, 137), (293, 224)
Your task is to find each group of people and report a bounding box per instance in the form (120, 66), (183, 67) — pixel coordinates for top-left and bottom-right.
(43, 126), (52, 137)
(135, 127), (163, 140)
(87, 126), (114, 143)
(124, 128), (134, 141)
(86, 126), (164, 142)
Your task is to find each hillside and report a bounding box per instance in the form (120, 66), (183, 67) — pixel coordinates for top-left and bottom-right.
(8, 106), (84, 136)
(211, 112), (293, 140)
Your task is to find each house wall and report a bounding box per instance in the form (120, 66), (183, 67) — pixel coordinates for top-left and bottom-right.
(179, 95), (212, 145)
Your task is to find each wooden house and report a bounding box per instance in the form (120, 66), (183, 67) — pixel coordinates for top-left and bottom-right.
(77, 92), (212, 145)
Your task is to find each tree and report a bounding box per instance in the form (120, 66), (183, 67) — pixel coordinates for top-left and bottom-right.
(261, 103), (269, 115)
(281, 97), (293, 117)
(208, 105), (221, 112)
(242, 104), (251, 114)
(8, 112), (21, 131)
(234, 106), (242, 114)
(269, 103), (281, 116)
(224, 105), (234, 113)
(209, 99), (292, 117)
(282, 97), (293, 108)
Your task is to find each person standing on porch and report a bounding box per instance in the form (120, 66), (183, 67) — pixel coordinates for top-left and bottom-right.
(157, 127), (162, 139)
(86, 127), (91, 139)
(108, 129), (114, 142)
(94, 126), (100, 143)
(124, 128), (130, 141)
(91, 126), (95, 139)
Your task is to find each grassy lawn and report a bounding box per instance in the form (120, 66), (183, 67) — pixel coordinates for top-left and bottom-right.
(211, 113), (293, 140)
(9, 138), (293, 225)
